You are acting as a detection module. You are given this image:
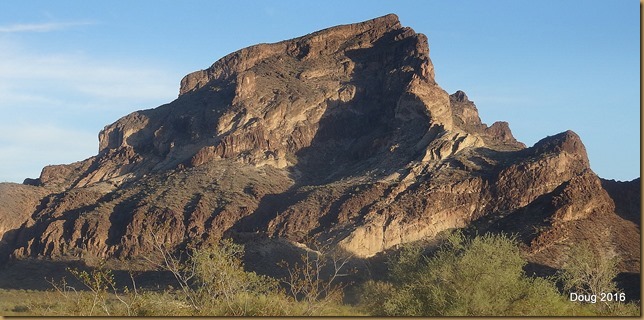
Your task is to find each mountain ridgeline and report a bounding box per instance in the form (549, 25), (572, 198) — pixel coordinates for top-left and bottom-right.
(0, 14), (639, 289)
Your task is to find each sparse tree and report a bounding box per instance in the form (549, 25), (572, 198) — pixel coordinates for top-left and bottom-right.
(559, 243), (619, 296)
(279, 241), (354, 315)
(148, 233), (280, 315)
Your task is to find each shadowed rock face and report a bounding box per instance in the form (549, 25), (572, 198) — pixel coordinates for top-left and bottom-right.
(0, 15), (639, 281)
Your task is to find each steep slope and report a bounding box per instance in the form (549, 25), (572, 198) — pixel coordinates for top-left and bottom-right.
(0, 15), (638, 283)
(0, 184), (51, 259)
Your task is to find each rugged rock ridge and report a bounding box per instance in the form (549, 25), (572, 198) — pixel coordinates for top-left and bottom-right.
(0, 15), (639, 283)
(32, 14), (521, 191)
(179, 14), (412, 95)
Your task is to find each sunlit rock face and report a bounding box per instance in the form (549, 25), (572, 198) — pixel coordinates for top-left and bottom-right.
(1, 15), (638, 281)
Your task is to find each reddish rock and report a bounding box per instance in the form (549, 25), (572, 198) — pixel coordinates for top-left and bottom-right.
(0, 14), (637, 283)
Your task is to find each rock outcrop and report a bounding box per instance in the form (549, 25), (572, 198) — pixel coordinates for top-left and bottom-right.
(0, 14), (639, 286)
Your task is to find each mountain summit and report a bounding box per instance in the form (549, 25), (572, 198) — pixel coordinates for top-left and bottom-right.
(0, 15), (638, 287)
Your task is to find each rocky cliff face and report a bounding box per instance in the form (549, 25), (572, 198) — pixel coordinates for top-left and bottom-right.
(0, 15), (639, 280)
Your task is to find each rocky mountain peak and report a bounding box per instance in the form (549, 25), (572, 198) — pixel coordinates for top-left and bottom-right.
(41, 14), (477, 190)
(530, 130), (588, 158)
(451, 90), (469, 102)
(1, 15), (637, 289)
(179, 13), (418, 96)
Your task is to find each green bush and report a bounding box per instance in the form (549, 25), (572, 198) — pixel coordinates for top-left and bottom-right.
(23, 231), (638, 316)
(361, 232), (572, 316)
(160, 238), (361, 316)
(29, 237), (362, 316)
(183, 239), (279, 315)
(360, 231), (640, 316)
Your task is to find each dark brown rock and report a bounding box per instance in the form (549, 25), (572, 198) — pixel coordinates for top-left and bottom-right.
(601, 178), (641, 225)
(0, 15), (637, 286)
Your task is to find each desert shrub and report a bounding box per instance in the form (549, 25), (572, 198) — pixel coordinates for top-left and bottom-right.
(360, 279), (422, 316)
(360, 231), (641, 316)
(24, 231), (640, 316)
(558, 243), (619, 296)
(151, 237), (360, 316)
(387, 242), (424, 284)
(360, 232), (571, 316)
(26, 260), (168, 316)
(557, 242), (640, 315)
(152, 237), (282, 315)
(27, 287), (186, 316)
(278, 242), (354, 315)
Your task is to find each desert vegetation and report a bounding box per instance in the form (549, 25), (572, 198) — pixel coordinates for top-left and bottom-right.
(359, 232), (639, 316)
(0, 231), (639, 316)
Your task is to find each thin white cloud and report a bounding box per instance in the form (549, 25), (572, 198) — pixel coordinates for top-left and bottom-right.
(0, 21), (95, 33)
(0, 38), (181, 183)
(0, 123), (97, 183)
(0, 83), (62, 106)
(0, 39), (179, 111)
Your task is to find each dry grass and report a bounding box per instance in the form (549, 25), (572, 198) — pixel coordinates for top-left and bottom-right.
(0, 288), (48, 316)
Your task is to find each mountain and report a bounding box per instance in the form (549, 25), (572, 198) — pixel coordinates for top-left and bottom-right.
(0, 14), (639, 289)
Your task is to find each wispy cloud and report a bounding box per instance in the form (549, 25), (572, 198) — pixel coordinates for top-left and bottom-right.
(0, 123), (97, 182)
(0, 39), (179, 111)
(0, 21), (95, 33)
(0, 37), (181, 182)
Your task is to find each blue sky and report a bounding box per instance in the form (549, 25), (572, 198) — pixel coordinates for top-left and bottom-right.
(0, 0), (639, 182)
